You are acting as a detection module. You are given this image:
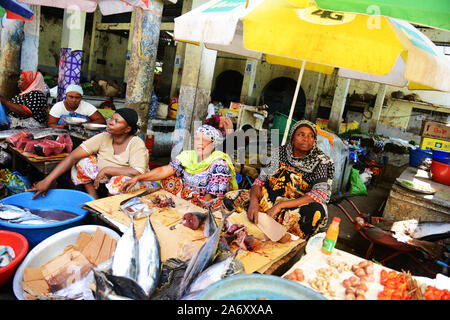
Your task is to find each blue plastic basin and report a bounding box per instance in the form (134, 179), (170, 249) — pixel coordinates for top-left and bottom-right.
(0, 189), (94, 249)
(432, 149), (450, 165)
(409, 148), (432, 167)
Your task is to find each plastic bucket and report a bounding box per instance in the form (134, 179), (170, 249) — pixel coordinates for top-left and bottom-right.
(409, 148), (432, 167)
(432, 149), (450, 165)
(431, 160), (450, 186)
(0, 189), (94, 249)
(0, 230), (28, 286)
(272, 112), (297, 145)
(235, 172), (242, 185)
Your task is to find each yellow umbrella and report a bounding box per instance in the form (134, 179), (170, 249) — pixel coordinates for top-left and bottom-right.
(174, 0), (450, 142)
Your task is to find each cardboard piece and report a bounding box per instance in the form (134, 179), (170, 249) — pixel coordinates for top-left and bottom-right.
(422, 121), (450, 140)
(256, 212), (286, 242)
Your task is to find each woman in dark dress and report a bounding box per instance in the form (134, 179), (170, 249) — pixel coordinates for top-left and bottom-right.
(0, 70), (47, 128)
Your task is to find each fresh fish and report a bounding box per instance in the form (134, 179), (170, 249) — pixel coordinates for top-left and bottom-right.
(30, 209), (78, 222)
(28, 128), (68, 140)
(177, 213), (229, 299)
(0, 129), (22, 140)
(203, 206), (218, 238)
(93, 269), (132, 300)
(0, 245), (15, 268)
(187, 249), (245, 294)
(111, 215), (139, 281)
(137, 209), (161, 297)
(104, 271), (148, 300)
(382, 219), (450, 241)
(0, 203), (55, 224)
(120, 197), (150, 218)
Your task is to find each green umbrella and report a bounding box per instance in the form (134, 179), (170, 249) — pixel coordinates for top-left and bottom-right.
(312, 0), (450, 31)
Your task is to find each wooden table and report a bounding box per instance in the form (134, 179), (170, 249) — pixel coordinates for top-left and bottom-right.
(82, 189), (306, 276)
(7, 144), (66, 175)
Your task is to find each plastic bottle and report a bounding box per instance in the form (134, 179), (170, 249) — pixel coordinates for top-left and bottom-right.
(321, 217), (341, 255)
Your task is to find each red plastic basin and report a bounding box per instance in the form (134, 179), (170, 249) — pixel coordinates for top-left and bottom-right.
(0, 231), (29, 286)
(431, 160), (450, 186)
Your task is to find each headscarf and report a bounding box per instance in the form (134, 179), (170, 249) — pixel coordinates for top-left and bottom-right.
(65, 84), (84, 96)
(280, 120), (334, 174)
(20, 71), (45, 95)
(115, 108), (139, 135)
(195, 124), (224, 146)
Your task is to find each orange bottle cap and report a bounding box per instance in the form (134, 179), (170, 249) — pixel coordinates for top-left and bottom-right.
(332, 217), (341, 223)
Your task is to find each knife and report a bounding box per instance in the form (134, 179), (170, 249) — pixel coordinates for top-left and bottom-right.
(119, 186), (161, 206)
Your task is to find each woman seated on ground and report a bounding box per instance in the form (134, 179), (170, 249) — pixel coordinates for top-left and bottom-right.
(28, 108), (154, 199)
(47, 84), (106, 128)
(223, 120), (335, 242)
(0, 70), (48, 129)
(122, 124), (238, 210)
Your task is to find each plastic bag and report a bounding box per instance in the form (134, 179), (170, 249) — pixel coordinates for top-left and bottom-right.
(0, 101), (10, 130)
(4, 171), (31, 194)
(349, 168), (368, 196)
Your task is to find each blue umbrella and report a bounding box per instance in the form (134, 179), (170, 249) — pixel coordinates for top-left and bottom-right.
(0, 0), (34, 21)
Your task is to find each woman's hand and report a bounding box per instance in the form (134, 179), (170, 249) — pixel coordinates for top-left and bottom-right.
(26, 179), (52, 199)
(247, 198), (260, 224)
(265, 202), (283, 219)
(121, 176), (139, 193)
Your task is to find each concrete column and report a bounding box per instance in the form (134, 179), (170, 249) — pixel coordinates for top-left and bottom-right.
(57, 9), (86, 101)
(125, 2), (164, 139)
(0, 19), (24, 97)
(328, 77), (350, 134)
(21, 5), (41, 71)
(159, 42), (177, 100)
(304, 72), (323, 122)
(169, 0), (193, 98)
(87, 8), (101, 81)
(240, 58), (259, 105)
(369, 83), (387, 134)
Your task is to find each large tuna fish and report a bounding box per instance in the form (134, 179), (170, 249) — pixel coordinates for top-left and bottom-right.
(111, 215), (139, 281)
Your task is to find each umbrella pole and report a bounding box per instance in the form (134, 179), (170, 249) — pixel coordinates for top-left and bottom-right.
(281, 60), (305, 146)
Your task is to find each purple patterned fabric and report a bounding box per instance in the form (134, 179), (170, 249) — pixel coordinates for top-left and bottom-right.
(57, 48), (83, 101)
(169, 158), (231, 197)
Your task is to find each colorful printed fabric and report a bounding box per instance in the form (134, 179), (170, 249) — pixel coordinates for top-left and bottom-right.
(71, 155), (156, 195)
(223, 164), (328, 239)
(148, 91), (158, 120)
(58, 111), (89, 125)
(161, 175), (223, 210)
(57, 48), (83, 101)
(9, 90), (48, 125)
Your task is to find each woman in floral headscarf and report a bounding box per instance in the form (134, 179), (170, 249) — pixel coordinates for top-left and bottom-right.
(0, 71), (48, 128)
(122, 124), (238, 210)
(223, 120), (335, 241)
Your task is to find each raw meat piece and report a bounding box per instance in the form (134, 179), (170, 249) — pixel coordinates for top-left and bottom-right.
(6, 130), (30, 147)
(56, 133), (73, 153)
(24, 140), (41, 153)
(34, 139), (65, 156)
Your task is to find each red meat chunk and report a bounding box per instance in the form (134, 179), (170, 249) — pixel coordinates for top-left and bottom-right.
(34, 139), (65, 156)
(56, 133), (73, 153)
(6, 130), (30, 147)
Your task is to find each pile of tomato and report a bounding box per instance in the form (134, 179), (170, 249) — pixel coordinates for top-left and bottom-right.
(377, 269), (411, 300)
(423, 285), (450, 300)
(378, 269), (450, 300)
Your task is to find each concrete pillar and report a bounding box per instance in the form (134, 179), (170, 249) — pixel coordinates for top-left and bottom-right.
(369, 83), (387, 134)
(304, 72), (323, 122)
(21, 5), (41, 71)
(169, 0), (193, 99)
(57, 9), (86, 101)
(240, 58), (259, 105)
(125, 2), (164, 139)
(172, 41), (217, 157)
(87, 8), (101, 81)
(124, 10), (136, 83)
(328, 77), (350, 134)
(159, 42), (177, 100)
(0, 19), (24, 97)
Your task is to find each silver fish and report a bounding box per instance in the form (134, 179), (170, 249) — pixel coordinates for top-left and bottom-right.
(0, 129), (22, 140)
(387, 219), (450, 240)
(93, 269), (133, 300)
(203, 206), (218, 238)
(0, 245), (15, 268)
(28, 128), (68, 140)
(177, 213), (229, 299)
(111, 215), (139, 281)
(0, 203), (55, 224)
(137, 209), (161, 297)
(120, 197), (150, 218)
(187, 250), (245, 294)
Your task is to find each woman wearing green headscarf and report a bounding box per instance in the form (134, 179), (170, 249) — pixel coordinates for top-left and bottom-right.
(223, 120), (334, 241)
(122, 124), (238, 210)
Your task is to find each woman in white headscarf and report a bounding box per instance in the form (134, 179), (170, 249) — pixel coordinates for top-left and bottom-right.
(0, 70), (48, 128)
(47, 84), (106, 128)
(122, 124), (238, 210)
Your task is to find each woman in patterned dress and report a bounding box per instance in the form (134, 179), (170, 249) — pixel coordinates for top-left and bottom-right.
(121, 124), (238, 210)
(223, 120), (335, 242)
(0, 70), (48, 128)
